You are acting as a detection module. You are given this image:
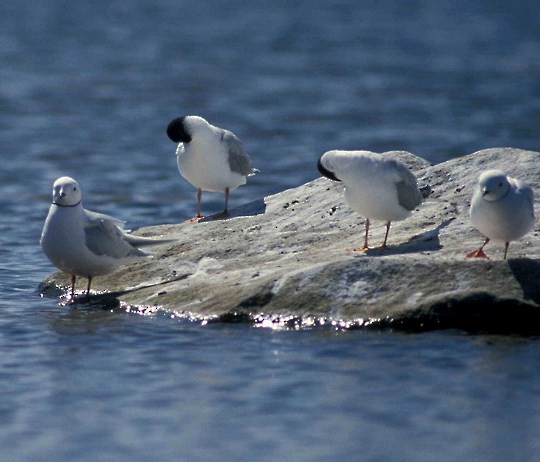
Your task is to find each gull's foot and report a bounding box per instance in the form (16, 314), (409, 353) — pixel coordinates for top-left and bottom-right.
(347, 246), (370, 252)
(185, 216), (204, 223)
(466, 248), (490, 259)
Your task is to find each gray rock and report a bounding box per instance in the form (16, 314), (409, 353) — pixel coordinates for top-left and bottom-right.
(40, 148), (540, 334)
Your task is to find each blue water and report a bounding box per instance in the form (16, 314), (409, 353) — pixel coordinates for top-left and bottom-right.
(1, 0), (540, 460)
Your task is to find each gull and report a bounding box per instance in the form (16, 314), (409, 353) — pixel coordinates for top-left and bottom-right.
(467, 169), (535, 260)
(40, 176), (172, 300)
(166, 115), (257, 221)
(318, 150), (424, 250)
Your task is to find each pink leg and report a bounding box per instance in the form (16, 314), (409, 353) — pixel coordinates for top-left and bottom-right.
(467, 237), (490, 259)
(187, 188), (204, 222)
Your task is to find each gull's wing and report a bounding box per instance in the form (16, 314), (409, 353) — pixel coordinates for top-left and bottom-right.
(514, 179), (535, 218)
(391, 161), (423, 211)
(85, 209), (126, 229)
(221, 129), (254, 176)
(84, 210), (147, 259)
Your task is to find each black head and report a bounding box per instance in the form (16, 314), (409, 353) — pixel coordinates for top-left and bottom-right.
(317, 156), (341, 182)
(166, 117), (192, 143)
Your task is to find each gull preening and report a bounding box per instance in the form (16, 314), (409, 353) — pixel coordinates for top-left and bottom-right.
(467, 169), (535, 260)
(40, 176), (172, 300)
(166, 115), (257, 220)
(318, 150), (424, 250)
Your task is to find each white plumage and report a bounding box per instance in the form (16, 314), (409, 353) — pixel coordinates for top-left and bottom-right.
(467, 169), (535, 259)
(40, 176), (170, 300)
(318, 150), (424, 249)
(167, 116), (256, 220)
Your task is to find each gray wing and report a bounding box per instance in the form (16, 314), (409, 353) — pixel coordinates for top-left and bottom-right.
(84, 212), (146, 259)
(85, 209), (126, 229)
(221, 130), (254, 176)
(391, 161), (423, 211)
(516, 181), (535, 217)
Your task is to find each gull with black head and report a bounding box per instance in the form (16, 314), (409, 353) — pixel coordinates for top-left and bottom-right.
(318, 150), (425, 250)
(166, 115), (257, 221)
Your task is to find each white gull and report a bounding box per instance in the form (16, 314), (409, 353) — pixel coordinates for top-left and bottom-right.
(467, 169), (535, 259)
(40, 176), (172, 300)
(318, 150), (424, 250)
(166, 115), (257, 220)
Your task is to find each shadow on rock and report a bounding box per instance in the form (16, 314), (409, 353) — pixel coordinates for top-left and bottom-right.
(507, 258), (540, 304)
(365, 218), (454, 256)
(200, 198), (267, 222)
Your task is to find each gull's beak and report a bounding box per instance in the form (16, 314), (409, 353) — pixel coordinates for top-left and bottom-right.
(53, 190), (65, 203)
(481, 187), (489, 197)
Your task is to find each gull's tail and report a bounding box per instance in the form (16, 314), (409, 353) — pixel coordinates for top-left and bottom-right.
(124, 234), (175, 248)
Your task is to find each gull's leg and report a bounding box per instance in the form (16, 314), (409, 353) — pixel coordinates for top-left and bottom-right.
(381, 221), (392, 248)
(466, 237), (490, 259)
(86, 276), (93, 296)
(223, 187), (230, 215)
(349, 218), (370, 252)
(70, 275), (76, 301)
(196, 188), (203, 218)
(503, 242), (509, 260)
(188, 188), (204, 222)
(210, 187), (230, 219)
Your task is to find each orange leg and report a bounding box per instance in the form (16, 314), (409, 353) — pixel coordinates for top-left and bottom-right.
(349, 218), (370, 252)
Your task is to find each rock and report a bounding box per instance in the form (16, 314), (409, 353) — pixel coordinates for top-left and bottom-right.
(40, 148), (540, 334)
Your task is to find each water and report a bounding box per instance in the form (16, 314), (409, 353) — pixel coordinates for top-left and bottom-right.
(1, 0), (540, 460)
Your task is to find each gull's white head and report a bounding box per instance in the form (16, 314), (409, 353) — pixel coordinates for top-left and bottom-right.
(52, 176), (82, 207)
(477, 169), (511, 202)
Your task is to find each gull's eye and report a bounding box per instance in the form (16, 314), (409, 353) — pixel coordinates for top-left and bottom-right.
(498, 182), (503, 187)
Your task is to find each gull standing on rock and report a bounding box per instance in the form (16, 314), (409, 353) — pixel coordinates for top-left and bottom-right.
(41, 176), (172, 300)
(166, 115), (257, 221)
(467, 169), (535, 260)
(318, 150), (424, 250)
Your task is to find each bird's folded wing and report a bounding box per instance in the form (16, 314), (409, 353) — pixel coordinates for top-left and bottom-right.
(84, 218), (146, 259)
(85, 209), (126, 229)
(222, 130), (254, 176)
(393, 163), (423, 211)
(516, 182), (535, 217)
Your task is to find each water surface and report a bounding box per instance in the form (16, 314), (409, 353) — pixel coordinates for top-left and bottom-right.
(1, 0), (540, 460)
